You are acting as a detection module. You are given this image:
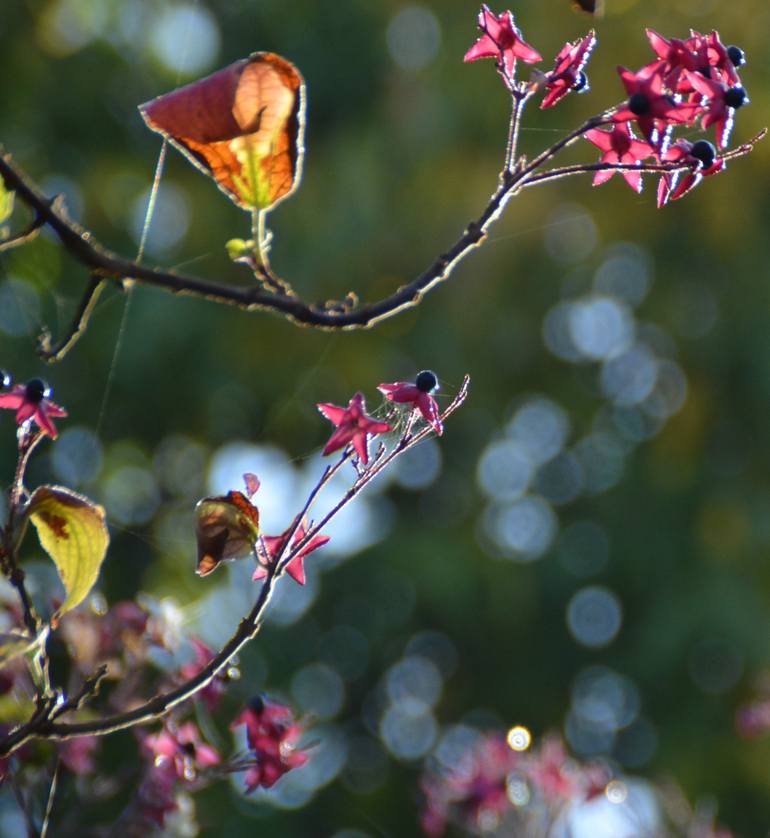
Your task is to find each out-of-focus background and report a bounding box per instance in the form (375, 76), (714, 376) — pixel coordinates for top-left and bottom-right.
(1, 0), (770, 835)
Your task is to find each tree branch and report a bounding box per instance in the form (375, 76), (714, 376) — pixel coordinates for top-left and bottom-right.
(1, 122), (763, 362)
(0, 108), (609, 360)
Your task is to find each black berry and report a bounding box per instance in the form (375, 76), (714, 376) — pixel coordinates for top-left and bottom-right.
(725, 85), (747, 109)
(24, 378), (50, 404)
(727, 45), (746, 67)
(573, 72), (589, 93)
(415, 370), (439, 393)
(690, 140), (716, 169)
(628, 93), (650, 116)
(249, 694), (265, 714)
(0, 370), (10, 389)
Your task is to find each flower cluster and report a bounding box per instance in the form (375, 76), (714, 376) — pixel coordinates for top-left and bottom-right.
(464, 5), (595, 110)
(318, 370), (443, 463)
(142, 721), (221, 783)
(604, 28), (747, 203)
(231, 695), (308, 792)
(464, 7), (750, 205)
(134, 695), (307, 826)
(420, 730), (609, 836)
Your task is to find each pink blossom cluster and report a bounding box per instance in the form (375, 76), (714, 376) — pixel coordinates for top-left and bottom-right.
(464, 6), (749, 205)
(136, 695), (307, 827)
(420, 732), (608, 837)
(231, 695), (308, 792)
(318, 370), (443, 465)
(603, 28), (747, 204)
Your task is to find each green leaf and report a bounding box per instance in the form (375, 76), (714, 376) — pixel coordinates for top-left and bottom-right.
(0, 179), (14, 225)
(25, 486), (109, 622)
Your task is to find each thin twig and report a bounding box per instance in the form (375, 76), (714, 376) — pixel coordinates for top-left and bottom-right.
(1, 431), (56, 708)
(0, 215), (43, 253)
(3, 431), (46, 638)
(37, 276), (106, 364)
(39, 758), (59, 838)
(519, 133), (763, 188)
(504, 90), (531, 175)
(517, 112), (611, 181)
(50, 664), (108, 720)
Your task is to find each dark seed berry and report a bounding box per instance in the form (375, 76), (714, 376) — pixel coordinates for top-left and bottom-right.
(725, 85), (747, 109)
(690, 140), (716, 169)
(573, 71), (589, 93)
(727, 45), (746, 67)
(249, 694), (265, 714)
(415, 370), (439, 393)
(0, 370), (10, 389)
(628, 93), (650, 116)
(24, 378), (50, 404)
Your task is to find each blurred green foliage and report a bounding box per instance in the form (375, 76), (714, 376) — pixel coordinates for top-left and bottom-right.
(1, 0), (770, 835)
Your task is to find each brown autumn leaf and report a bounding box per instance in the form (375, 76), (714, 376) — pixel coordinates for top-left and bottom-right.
(139, 52), (306, 212)
(194, 490), (260, 577)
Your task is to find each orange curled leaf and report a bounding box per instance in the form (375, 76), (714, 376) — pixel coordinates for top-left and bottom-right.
(139, 52), (306, 212)
(194, 490), (260, 577)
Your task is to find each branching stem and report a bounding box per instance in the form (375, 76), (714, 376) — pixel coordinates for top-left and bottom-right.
(0, 378), (469, 755)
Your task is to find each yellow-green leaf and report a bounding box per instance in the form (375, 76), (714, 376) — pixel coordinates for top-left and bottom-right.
(26, 486), (109, 621)
(0, 179), (14, 225)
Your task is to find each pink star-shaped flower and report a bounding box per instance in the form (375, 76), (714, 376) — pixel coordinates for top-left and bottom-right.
(232, 696), (308, 791)
(0, 377), (67, 439)
(541, 31), (596, 110)
(684, 70), (748, 148)
(464, 5), (542, 88)
(645, 30), (699, 91)
(253, 519), (330, 585)
(142, 722), (220, 782)
(377, 370), (443, 435)
(688, 30), (743, 88)
(317, 392), (391, 464)
(584, 122), (654, 193)
(656, 139), (725, 207)
(613, 65), (701, 145)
